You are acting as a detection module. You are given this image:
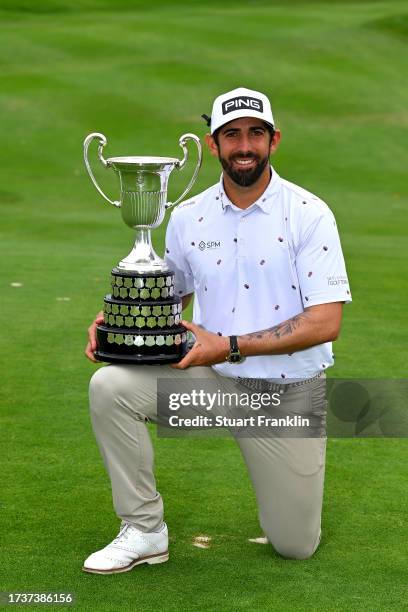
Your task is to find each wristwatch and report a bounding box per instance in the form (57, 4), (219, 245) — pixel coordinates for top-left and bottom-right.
(227, 335), (246, 364)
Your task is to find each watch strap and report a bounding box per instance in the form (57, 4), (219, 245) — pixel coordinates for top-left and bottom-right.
(227, 335), (243, 363)
(229, 335), (239, 353)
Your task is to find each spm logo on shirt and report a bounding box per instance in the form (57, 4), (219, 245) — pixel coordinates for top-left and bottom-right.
(222, 96), (263, 115)
(199, 240), (221, 251)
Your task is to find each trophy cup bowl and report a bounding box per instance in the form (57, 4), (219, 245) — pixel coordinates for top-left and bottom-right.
(83, 132), (202, 364)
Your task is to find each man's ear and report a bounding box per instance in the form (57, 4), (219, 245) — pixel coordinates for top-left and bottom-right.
(270, 129), (281, 155)
(205, 133), (219, 158)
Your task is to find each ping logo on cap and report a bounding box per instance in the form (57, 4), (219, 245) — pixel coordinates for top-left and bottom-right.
(222, 96), (263, 115)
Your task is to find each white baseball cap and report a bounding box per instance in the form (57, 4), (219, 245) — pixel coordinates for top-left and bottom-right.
(204, 87), (275, 135)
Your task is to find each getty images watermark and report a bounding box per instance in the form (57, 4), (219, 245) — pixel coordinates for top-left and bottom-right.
(157, 378), (408, 438)
(157, 377), (326, 438)
(166, 389), (309, 430)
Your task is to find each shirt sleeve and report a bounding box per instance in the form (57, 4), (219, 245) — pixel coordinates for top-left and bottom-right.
(295, 210), (352, 308)
(164, 212), (194, 297)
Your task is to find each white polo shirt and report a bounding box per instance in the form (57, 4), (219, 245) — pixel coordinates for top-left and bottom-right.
(164, 167), (352, 379)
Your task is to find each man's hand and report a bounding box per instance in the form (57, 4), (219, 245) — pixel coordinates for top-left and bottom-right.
(171, 320), (230, 369)
(85, 311), (104, 363)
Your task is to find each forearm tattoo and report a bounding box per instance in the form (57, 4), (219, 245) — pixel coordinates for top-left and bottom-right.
(241, 311), (311, 343)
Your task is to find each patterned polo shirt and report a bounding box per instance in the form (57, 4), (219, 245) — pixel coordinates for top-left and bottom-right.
(164, 167), (352, 379)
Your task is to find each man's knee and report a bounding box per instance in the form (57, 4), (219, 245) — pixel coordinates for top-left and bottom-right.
(89, 364), (156, 422)
(266, 528), (321, 560)
(89, 365), (123, 419)
(273, 540), (319, 560)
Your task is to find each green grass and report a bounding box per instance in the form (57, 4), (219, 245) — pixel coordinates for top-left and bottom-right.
(1, 1), (407, 610)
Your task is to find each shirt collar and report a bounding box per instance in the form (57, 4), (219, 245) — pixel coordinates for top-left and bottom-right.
(218, 166), (281, 215)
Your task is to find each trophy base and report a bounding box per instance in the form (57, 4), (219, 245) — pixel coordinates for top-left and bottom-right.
(97, 268), (188, 365)
(94, 350), (186, 365)
(95, 323), (188, 365)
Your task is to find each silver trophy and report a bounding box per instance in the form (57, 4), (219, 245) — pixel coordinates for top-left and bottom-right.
(84, 132), (202, 364)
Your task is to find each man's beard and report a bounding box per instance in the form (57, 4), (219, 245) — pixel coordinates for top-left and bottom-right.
(220, 152), (269, 187)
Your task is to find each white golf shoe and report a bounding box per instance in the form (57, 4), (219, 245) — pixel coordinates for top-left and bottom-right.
(82, 522), (169, 574)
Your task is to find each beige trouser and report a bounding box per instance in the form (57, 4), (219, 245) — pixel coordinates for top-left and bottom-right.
(89, 364), (327, 560)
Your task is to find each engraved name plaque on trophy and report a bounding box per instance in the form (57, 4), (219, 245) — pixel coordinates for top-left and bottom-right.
(83, 132), (202, 364)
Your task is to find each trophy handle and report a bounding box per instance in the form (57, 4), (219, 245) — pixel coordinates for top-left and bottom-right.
(166, 133), (202, 209)
(83, 132), (121, 208)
